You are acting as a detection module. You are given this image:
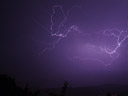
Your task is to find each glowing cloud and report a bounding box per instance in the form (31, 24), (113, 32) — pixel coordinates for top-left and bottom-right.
(37, 5), (128, 66)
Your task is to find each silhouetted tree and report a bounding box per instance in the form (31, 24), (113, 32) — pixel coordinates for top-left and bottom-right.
(24, 83), (29, 96)
(106, 92), (111, 96)
(34, 89), (40, 96)
(59, 81), (68, 96)
(47, 81), (69, 96)
(0, 74), (16, 96)
(0, 74), (42, 96)
(48, 92), (57, 96)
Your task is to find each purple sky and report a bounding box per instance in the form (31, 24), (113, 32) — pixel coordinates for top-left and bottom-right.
(1, 0), (128, 88)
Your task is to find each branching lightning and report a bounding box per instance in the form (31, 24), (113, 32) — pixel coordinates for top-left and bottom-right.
(36, 5), (128, 66)
(100, 28), (128, 65)
(72, 28), (128, 66)
(100, 28), (128, 56)
(39, 5), (80, 54)
(50, 5), (80, 37)
(71, 56), (115, 66)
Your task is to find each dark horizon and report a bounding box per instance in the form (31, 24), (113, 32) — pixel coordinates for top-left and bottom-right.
(1, 0), (128, 89)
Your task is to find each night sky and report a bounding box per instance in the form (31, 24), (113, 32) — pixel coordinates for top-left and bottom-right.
(1, 0), (128, 88)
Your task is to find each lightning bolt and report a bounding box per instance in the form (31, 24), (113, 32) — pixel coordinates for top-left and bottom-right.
(34, 5), (128, 66)
(72, 28), (128, 66)
(50, 5), (80, 37)
(38, 5), (80, 54)
(71, 56), (115, 66)
(100, 28), (128, 57)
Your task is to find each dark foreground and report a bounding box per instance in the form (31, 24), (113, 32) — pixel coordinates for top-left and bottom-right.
(0, 74), (128, 96)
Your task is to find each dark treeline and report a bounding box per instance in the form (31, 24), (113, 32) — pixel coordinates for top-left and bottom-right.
(0, 74), (40, 96)
(0, 74), (69, 96)
(0, 74), (128, 96)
